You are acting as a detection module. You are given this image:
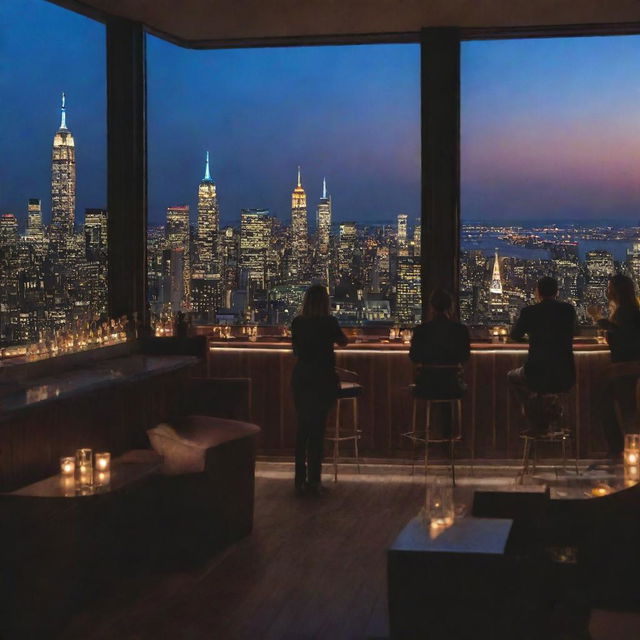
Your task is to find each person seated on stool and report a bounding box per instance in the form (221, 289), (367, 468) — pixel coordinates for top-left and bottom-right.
(409, 289), (470, 437)
(588, 274), (640, 457)
(291, 285), (348, 496)
(508, 276), (577, 433)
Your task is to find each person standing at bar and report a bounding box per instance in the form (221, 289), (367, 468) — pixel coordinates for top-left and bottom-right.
(588, 274), (640, 456)
(291, 285), (348, 495)
(508, 276), (577, 431)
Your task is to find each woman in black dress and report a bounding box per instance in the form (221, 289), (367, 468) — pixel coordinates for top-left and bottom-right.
(291, 285), (348, 495)
(588, 274), (640, 455)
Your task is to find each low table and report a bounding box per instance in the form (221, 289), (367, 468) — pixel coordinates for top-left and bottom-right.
(388, 514), (520, 639)
(0, 451), (162, 637)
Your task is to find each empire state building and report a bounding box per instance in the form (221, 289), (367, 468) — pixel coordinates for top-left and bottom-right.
(290, 166), (308, 280)
(50, 93), (76, 243)
(196, 151), (220, 276)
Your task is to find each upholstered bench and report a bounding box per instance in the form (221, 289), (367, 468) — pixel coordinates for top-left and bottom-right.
(147, 416), (260, 562)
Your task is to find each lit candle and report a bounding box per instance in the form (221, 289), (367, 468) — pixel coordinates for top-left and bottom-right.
(591, 485), (610, 498)
(60, 456), (75, 477)
(94, 452), (110, 472)
(624, 434), (640, 467)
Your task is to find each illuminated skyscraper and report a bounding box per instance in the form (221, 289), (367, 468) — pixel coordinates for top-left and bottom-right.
(489, 249), (507, 321)
(84, 209), (108, 262)
(586, 249), (614, 305)
(26, 199), (44, 239)
(196, 151), (219, 276)
(338, 222), (358, 281)
(397, 214), (408, 256)
(240, 208), (271, 289)
(0, 214), (18, 247)
(396, 255), (421, 324)
(290, 166), (308, 280)
(50, 93), (76, 243)
(413, 222), (421, 257)
(489, 250), (503, 295)
(316, 177), (331, 256)
(165, 205), (191, 307)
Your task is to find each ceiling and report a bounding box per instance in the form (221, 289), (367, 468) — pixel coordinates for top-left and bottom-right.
(50, 0), (640, 47)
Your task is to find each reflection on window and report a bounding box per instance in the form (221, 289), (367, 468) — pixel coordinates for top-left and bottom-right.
(147, 40), (420, 334)
(0, 1), (109, 360)
(461, 36), (640, 328)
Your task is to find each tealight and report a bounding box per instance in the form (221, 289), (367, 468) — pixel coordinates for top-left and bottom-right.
(95, 452), (111, 472)
(60, 457), (75, 477)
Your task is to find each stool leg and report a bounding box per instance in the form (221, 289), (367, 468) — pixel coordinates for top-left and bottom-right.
(561, 435), (567, 474)
(573, 437), (580, 476)
(333, 400), (340, 483)
(424, 401), (431, 480)
(532, 439), (538, 474)
(353, 397), (361, 474)
(519, 437), (530, 484)
(411, 398), (417, 476)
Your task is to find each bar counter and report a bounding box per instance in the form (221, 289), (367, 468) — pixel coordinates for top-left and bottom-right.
(208, 340), (613, 460)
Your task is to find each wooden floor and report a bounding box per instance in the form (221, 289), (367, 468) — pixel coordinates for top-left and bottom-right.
(61, 459), (612, 640)
(63, 463), (437, 640)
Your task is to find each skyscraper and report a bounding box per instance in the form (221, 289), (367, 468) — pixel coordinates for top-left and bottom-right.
(50, 93), (76, 243)
(290, 166), (308, 280)
(489, 249), (507, 321)
(165, 205), (191, 308)
(240, 208), (271, 289)
(316, 177), (331, 256)
(26, 199), (44, 239)
(0, 214), (18, 247)
(397, 214), (408, 257)
(396, 255), (421, 324)
(196, 151), (219, 277)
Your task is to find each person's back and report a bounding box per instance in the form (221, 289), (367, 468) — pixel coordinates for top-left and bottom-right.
(510, 280), (576, 393)
(292, 314), (346, 372)
(410, 290), (470, 399)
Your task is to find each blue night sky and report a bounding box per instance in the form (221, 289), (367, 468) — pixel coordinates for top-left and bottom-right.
(1, 0), (639, 229)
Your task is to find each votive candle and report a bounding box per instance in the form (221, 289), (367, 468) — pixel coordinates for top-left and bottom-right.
(95, 452), (111, 472)
(60, 456), (75, 477)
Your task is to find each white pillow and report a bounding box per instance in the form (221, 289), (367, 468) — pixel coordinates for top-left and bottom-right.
(147, 423), (206, 474)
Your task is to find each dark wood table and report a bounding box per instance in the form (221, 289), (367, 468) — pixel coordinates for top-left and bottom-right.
(0, 452), (163, 637)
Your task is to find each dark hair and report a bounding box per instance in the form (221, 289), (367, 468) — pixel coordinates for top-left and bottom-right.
(537, 277), (558, 299)
(430, 288), (452, 314)
(609, 274), (639, 315)
(301, 285), (331, 317)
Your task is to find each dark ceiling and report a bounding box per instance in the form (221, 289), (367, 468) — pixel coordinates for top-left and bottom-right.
(49, 0), (640, 47)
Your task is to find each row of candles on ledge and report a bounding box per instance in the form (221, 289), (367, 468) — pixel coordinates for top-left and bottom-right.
(59, 448), (111, 496)
(24, 317), (130, 362)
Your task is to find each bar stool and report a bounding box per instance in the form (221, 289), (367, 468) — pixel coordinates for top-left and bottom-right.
(401, 365), (464, 486)
(518, 392), (580, 483)
(325, 369), (363, 482)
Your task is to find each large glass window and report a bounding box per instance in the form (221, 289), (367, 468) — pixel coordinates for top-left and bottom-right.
(460, 36), (640, 328)
(146, 38), (420, 333)
(0, 1), (108, 359)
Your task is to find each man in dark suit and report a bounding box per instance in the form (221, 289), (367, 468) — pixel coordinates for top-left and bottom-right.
(508, 277), (577, 430)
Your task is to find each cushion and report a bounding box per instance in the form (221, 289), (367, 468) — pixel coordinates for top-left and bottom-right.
(147, 417), (260, 475)
(338, 382), (364, 398)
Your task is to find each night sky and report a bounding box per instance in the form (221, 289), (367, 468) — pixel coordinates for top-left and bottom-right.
(1, 0), (639, 229)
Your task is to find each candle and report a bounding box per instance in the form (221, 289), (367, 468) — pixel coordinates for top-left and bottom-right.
(95, 470), (111, 487)
(624, 434), (640, 467)
(591, 485), (610, 498)
(95, 452), (111, 472)
(60, 456), (75, 477)
(76, 448), (92, 474)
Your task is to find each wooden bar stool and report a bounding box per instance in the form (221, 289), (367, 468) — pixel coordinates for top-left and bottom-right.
(325, 369), (363, 482)
(518, 392), (580, 483)
(401, 364), (464, 486)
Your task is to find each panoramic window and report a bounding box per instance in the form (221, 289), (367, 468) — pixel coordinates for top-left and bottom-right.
(460, 36), (640, 328)
(0, 1), (107, 359)
(146, 38), (420, 332)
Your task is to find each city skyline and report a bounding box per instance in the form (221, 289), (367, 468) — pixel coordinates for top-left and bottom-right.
(3, 1), (640, 228)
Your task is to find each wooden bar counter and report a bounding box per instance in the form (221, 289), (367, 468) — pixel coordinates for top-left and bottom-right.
(208, 340), (613, 460)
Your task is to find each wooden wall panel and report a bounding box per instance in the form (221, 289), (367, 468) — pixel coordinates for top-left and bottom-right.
(208, 346), (616, 461)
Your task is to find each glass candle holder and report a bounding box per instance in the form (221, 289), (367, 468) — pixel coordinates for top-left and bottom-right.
(426, 479), (454, 528)
(60, 456), (75, 477)
(75, 448), (92, 473)
(624, 434), (640, 466)
(95, 470), (111, 487)
(95, 452), (111, 472)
